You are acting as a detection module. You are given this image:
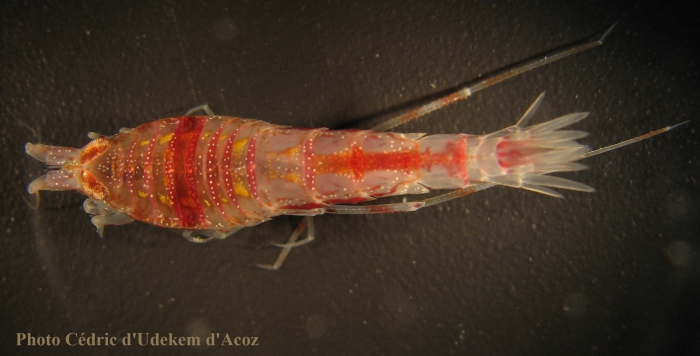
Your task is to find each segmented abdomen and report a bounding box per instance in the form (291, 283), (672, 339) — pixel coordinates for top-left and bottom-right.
(106, 116), (470, 231)
(109, 117), (263, 230)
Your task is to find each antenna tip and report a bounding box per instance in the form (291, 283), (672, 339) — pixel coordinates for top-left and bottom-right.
(668, 120), (690, 131)
(597, 22), (618, 43)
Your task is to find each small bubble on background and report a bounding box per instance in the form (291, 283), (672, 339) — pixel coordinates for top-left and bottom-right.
(305, 313), (328, 339)
(213, 18), (239, 41)
(563, 293), (588, 318)
(185, 318), (211, 349)
(664, 240), (693, 267)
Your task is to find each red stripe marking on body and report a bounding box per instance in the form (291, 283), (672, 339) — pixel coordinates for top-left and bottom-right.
(350, 144), (366, 180)
(145, 123), (161, 223)
(452, 137), (468, 182)
(167, 117), (207, 228)
(325, 197), (372, 204)
(496, 139), (541, 169)
(317, 150), (420, 177)
(204, 124), (230, 220)
(369, 150), (421, 173)
(279, 202), (328, 210)
(419, 137), (468, 181)
(164, 128), (179, 224)
(246, 133), (259, 200)
(125, 130), (141, 213)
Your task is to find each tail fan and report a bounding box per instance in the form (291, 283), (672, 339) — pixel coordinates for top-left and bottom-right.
(467, 92), (687, 197)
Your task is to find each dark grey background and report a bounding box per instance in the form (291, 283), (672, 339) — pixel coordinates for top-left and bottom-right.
(1, 1), (699, 355)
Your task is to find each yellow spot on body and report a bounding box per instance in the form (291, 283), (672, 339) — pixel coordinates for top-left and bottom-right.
(234, 182), (249, 197)
(159, 194), (173, 206)
(220, 197), (229, 203)
(204, 199), (211, 207)
(282, 173), (300, 183)
(233, 139), (248, 154)
(137, 190), (148, 198)
(282, 147), (298, 156)
(203, 131), (211, 138)
(219, 134), (228, 141)
(159, 133), (174, 144)
(140, 140), (150, 146)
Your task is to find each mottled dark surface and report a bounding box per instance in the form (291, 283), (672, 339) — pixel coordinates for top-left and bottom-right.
(1, 1), (699, 355)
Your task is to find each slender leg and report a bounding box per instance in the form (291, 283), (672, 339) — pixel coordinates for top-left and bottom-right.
(270, 218), (315, 248)
(185, 104), (216, 116)
(182, 227), (242, 243)
(87, 127), (134, 140)
(83, 198), (135, 237)
(182, 230), (215, 243)
(256, 184), (495, 269)
(324, 183), (496, 214)
(255, 185), (498, 270)
(370, 23), (616, 132)
(257, 216), (314, 270)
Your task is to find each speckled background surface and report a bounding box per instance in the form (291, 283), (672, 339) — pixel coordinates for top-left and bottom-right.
(1, 1), (699, 355)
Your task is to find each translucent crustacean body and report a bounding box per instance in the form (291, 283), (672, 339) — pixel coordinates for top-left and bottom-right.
(25, 24), (684, 269)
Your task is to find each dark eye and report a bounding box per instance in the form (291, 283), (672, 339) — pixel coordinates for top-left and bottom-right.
(80, 170), (109, 200)
(80, 138), (111, 164)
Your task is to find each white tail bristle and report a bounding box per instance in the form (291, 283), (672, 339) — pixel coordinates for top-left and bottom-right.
(465, 93), (596, 197)
(467, 94), (687, 197)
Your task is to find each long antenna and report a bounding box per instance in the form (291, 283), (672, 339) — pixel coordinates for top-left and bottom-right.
(371, 23), (618, 132)
(578, 121), (689, 160)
